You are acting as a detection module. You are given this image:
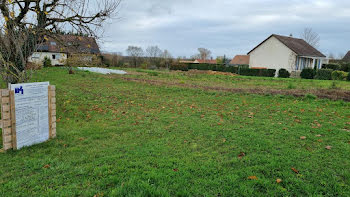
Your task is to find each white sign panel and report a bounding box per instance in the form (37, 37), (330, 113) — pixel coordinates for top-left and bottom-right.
(10, 82), (50, 149)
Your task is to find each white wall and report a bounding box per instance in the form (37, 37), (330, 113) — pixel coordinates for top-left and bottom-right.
(29, 52), (67, 66)
(249, 36), (297, 73)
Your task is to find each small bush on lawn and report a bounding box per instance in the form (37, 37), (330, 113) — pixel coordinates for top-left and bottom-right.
(315, 69), (333, 80)
(170, 64), (188, 71)
(43, 57), (52, 67)
(322, 64), (340, 70)
(300, 68), (316, 79)
(278, 69), (290, 78)
(332, 71), (348, 81)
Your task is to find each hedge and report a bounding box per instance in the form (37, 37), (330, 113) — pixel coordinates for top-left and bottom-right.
(322, 64), (340, 70)
(300, 68), (316, 79)
(315, 69), (333, 80)
(239, 68), (276, 77)
(170, 64), (188, 71)
(278, 69), (290, 78)
(331, 71), (348, 81)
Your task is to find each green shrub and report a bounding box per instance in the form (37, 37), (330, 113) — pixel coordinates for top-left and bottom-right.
(305, 94), (317, 100)
(170, 63), (188, 71)
(347, 72), (350, 81)
(278, 69), (290, 78)
(43, 57), (52, 67)
(300, 68), (316, 79)
(322, 64), (340, 70)
(340, 63), (350, 72)
(239, 68), (276, 77)
(315, 69), (333, 80)
(330, 81), (338, 89)
(332, 71), (348, 81)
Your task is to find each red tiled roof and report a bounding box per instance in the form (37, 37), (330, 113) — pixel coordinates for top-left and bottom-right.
(230, 55), (250, 65)
(195, 59), (217, 64)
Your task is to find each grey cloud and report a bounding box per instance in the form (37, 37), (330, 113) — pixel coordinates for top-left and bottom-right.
(100, 0), (350, 58)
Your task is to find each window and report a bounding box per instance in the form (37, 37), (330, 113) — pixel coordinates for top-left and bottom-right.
(52, 54), (56, 60)
(50, 42), (57, 46)
(31, 53), (40, 59)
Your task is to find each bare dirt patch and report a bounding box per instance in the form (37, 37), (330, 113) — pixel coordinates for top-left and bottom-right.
(121, 77), (350, 102)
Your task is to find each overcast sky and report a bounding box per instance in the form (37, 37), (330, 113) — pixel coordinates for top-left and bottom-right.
(100, 0), (350, 58)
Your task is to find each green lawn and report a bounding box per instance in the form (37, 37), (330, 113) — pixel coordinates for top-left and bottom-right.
(0, 68), (349, 196)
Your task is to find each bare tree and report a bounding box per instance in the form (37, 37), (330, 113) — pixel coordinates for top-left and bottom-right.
(190, 54), (201, 60)
(0, 0), (121, 84)
(146, 45), (162, 66)
(198, 48), (211, 60)
(161, 49), (172, 68)
(126, 46), (143, 67)
(301, 28), (320, 48)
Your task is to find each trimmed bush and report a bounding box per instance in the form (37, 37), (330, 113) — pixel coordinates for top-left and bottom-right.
(43, 57), (52, 67)
(300, 68), (316, 79)
(278, 69), (290, 78)
(315, 69), (333, 80)
(239, 68), (276, 77)
(170, 64), (188, 71)
(322, 64), (340, 70)
(332, 71), (348, 81)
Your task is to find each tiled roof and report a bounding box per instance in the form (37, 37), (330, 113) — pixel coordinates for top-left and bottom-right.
(248, 34), (326, 58)
(37, 34), (100, 54)
(195, 59), (217, 64)
(230, 55), (250, 65)
(343, 51), (350, 61)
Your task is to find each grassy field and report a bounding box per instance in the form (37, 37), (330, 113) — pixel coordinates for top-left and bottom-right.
(0, 67), (349, 196)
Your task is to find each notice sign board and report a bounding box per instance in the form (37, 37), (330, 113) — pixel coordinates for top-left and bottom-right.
(9, 82), (50, 149)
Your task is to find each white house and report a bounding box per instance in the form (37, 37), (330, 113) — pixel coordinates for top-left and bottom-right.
(29, 35), (100, 66)
(248, 34), (327, 74)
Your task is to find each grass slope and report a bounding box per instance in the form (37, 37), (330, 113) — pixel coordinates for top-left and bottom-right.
(0, 68), (349, 196)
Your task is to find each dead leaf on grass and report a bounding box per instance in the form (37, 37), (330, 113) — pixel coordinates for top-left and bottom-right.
(276, 179), (282, 183)
(325, 146), (332, 150)
(43, 164), (50, 169)
(300, 136), (307, 140)
(291, 168), (299, 174)
(316, 134), (322, 137)
(248, 176), (258, 180)
(238, 152), (246, 159)
(173, 168), (179, 172)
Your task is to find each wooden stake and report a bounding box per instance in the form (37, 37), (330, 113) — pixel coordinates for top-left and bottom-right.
(10, 91), (17, 150)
